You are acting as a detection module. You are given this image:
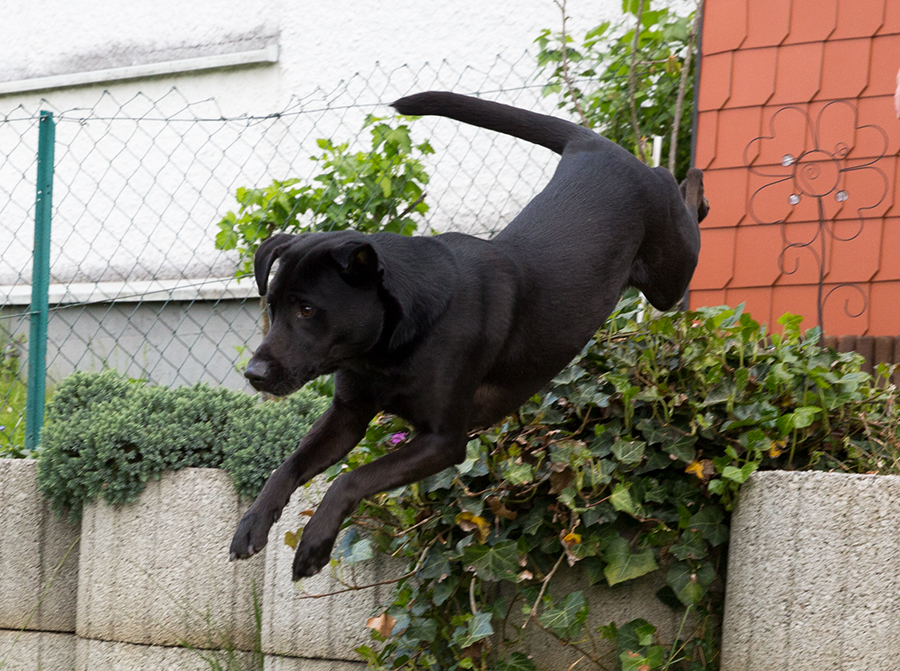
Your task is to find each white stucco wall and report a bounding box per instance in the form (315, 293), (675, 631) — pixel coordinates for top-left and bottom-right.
(0, 0), (694, 290)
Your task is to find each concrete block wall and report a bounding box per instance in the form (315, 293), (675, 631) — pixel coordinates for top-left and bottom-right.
(0, 459), (79, 670)
(76, 467), (265, 651)
(0, 462), (383, 670)
(6, 459), (900, 670)
(263, 479), (402, 661)
(722, 471), (900, 671)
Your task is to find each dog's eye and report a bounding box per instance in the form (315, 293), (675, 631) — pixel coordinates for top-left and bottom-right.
(298, 305), (316, 319)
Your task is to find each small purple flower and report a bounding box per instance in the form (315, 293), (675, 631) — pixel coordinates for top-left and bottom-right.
(389, 432), (408, 445)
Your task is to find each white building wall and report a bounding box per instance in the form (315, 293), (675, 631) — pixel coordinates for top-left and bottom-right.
(0, 0), (630, 287)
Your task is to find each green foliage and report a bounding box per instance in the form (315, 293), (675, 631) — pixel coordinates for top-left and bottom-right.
(536, 0), (697, 175)
(215, 115), (433, 277)
(37, 370), (329, 520)
(0, 334), (28, 458)
(350, 295), (899, 670)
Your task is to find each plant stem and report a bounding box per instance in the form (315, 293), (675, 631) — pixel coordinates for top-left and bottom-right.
(629, 0), (648, 161)
(668, 0), (703, 173)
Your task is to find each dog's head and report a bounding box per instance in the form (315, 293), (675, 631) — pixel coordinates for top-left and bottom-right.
(243, 231), (389, 396)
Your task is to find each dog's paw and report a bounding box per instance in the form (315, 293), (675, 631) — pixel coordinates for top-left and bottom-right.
(229, 508), (280, 561)
(291, 532), (336, 580)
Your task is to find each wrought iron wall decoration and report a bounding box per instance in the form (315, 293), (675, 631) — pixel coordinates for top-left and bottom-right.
(743, 100), (888, 334)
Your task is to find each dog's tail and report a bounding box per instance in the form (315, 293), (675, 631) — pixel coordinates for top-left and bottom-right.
(392, 91), (597, 155)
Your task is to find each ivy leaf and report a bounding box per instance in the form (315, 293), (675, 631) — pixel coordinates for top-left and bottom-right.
(611, 439), (646, 465)
(495, 652), (537, 671)
(459, 611), (494, 648)
(610, 482), (639, 515)
(667, 560), (715, 606)
(603, 536), (658, 586)
(687, 506), (729, 546)
(538, 591), (588, 639)
(466, 541), (519, 581)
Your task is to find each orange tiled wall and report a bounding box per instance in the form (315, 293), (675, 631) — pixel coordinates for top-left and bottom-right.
(690, 0), (900, 336)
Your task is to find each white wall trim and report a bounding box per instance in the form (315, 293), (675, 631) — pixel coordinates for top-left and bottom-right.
(0, 277), (257, 306)
(0, 44), (279, 96)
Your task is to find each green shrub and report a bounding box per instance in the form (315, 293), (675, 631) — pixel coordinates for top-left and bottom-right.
(37, 370), (329, 520)
(348, 296), (899, 670)
(0, 334), (28, 457)
(215, 115), (432, 278)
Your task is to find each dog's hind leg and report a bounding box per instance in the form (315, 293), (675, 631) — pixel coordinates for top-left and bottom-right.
(291, 429), (468, 578)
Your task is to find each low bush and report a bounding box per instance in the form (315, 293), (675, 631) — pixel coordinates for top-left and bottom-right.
(37, 371), (329, 520)
(342, 296), (899, 671)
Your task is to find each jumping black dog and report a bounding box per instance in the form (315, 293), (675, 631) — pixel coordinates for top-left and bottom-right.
(230, 91), (706, 578)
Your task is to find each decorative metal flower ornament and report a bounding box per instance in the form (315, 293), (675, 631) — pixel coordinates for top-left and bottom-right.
(744, 101), (888, 332)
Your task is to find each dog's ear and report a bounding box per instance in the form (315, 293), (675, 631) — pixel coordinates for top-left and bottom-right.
(254, 233), (296, 296)
(329, 242), (384, 288)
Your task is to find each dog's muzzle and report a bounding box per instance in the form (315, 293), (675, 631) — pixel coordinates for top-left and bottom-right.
(244, 358), (270, 389)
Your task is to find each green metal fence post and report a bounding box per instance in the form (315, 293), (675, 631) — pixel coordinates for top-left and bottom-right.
(25, 111), (55, 450)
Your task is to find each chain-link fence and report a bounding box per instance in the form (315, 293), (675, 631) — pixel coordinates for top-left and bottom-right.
(0, 54), (569, 452)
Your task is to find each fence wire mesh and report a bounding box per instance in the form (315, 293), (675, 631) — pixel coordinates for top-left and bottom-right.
(0, 55), (569, 452)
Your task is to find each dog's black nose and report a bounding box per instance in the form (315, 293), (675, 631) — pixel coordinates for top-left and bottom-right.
(244, 358), (269, 386)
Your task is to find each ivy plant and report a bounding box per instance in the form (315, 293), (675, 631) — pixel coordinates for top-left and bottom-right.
(320, 294), (900, 670)
(216, 115), (433, 277)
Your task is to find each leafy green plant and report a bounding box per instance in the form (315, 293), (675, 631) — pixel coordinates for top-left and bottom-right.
(337, 294), (898, 670)
(536, 0), (700, 176)
(216, 115), (433, 277)
(0, 334), (28, 458)
(37, 370), (329, 520)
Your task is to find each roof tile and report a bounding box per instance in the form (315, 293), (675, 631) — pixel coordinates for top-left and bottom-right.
(816, 38), (872, 101)
(874, 217), (900, 279)
(868, 282), (900, 336)
(695, 111), (718, 169)
(821, 282), (871, 335)
(878, 0), (900, 34)
(833, 0), (886, 40)
(703, 168), (750, 228)
(726, 48), (777, 108)
(835, 155), (893, 220)
(775, 221), (826, 286)
(694, 227), (737, 289)
(702, 0), (748, 55)
(865, 34), (900, 96)
(698, 52), (733, 111)
(712, 107), (763, 169)
(855, 96), (900, 157)
(755, 104), (815, 167)
(771, 43), (824, 105)
(784, 0), (838, 45)
(771, 284), (820, 328)
(747, 170), (823, 226)
(725, 286), (774, 325)
(730, 224), (784, 287)
(744, 0), (791, 49)
(688, 288), (728, 308)
(827, 218), (883, 282)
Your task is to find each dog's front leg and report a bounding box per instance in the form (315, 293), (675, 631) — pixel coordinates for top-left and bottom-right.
(292, 430), (468, 579)
(229, 399), (375, 561)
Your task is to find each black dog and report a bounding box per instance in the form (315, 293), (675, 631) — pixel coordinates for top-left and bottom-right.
(230, 92), (706, 579)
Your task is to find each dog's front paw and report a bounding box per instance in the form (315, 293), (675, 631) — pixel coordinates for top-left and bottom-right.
(229, 507), (281, 560)
(292, 531), (336, 580)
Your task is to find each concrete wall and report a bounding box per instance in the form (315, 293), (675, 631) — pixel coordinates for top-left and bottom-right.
(722, 471), (900, 671)
(14, 461), (899, 670)
(1, 297), (260, 391)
